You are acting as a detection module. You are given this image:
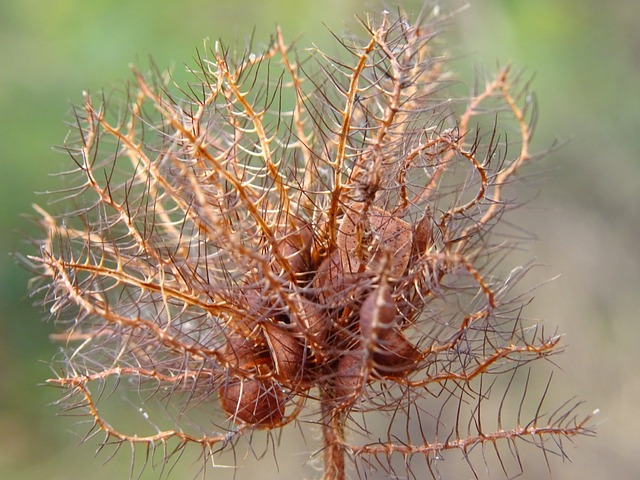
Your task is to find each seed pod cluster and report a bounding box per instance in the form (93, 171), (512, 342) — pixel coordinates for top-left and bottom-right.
(216, 197), (428, 419)
(32, 9), (592, 478)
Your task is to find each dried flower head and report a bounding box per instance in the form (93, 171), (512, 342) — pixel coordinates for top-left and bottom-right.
(28, 7), (593, 480)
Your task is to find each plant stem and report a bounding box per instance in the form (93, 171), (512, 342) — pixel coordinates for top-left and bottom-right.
(320, 391), (346, 480)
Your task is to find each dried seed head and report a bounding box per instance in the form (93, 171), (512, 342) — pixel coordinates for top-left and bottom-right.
(29, 8), (593, 479)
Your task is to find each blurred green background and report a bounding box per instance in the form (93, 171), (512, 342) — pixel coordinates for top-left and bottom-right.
(1, 0), (638, 478)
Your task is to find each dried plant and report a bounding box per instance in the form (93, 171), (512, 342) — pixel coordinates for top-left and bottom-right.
(27, 7), (594, 480)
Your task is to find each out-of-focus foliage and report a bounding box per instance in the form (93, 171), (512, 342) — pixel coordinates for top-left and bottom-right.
(1, 0), (638, 478)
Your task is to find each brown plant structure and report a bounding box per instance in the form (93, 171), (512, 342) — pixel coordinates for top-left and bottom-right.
(27, 7), (594, 480)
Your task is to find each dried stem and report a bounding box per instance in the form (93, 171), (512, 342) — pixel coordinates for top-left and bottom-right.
(320, 392), (347, 480)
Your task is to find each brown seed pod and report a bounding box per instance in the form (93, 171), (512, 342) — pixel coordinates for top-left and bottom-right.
(333, 351), (365, 404)
(359, 283), (397, 340)
(371, 329), (421, 379)
(411, 207), (434, 259)
(219, 377), (285, 427)
(312, 249), (363, 307)
(276, 217), (314, 279)
(222, 332), (269, 370)
(262, 321), (306, 384)
(312, 203), (413, 306)
(292, 299), (331, 352)
(232, 287), (267, 337)
(337, 202), (412, 278)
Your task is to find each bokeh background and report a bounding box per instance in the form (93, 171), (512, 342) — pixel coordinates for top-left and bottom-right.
(1, 0), (638, 478)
